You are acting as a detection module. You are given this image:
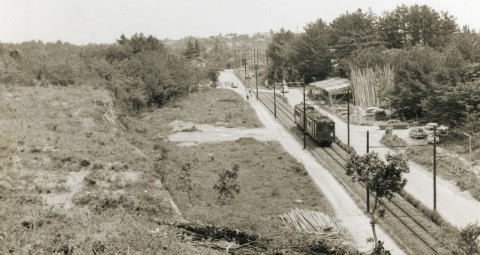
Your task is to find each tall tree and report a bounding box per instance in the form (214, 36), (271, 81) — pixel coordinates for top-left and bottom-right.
(346, 152), (409, 248)
(184, 38), (201, 60)
(378, 5), (457, 49)
(329, 9), (382, 59)
(292, 19), (332, 83)
(266, 28), (296, 82)
(388, 46), (442, 119)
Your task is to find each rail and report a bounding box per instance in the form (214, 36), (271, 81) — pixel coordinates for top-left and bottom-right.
(256, 91), (449, 254)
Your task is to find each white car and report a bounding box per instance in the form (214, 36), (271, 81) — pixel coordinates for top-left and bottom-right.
(281, 85), (289, 93)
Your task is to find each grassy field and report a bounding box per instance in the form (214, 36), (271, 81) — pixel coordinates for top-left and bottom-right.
(0, 85), (353, 254)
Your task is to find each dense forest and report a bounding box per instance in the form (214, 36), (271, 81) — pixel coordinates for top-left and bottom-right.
(266, 4), (480, 141)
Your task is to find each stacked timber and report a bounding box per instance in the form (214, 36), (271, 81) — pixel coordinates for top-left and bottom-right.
(350, 65), (394, 108)
(279, 208), (342, 238)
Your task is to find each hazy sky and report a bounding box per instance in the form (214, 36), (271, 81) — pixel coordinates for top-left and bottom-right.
(1, 0), (480, 45)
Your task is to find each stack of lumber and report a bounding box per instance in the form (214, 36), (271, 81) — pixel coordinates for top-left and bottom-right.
(279, 208), (342, 238)
(350, 65), (394, 108)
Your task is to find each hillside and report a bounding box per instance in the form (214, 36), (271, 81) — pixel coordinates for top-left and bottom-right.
(0, 85), (212, 254)
(0, 85), (356, 254)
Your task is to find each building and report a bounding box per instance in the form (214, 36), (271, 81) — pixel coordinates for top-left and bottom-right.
(310, 78), (351, 105)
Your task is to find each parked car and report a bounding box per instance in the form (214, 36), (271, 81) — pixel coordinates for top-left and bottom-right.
(409, 127), (428, 139)
(231, 82), (238, 88)
(281, 85), (289, 93)
(374, 109), (387, 121)
(424, 123), (449, 136)
(366, 107), (381, 115)
(427, 133), (441, 144)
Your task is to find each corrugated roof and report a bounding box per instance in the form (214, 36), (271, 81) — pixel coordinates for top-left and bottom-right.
(310, 78), (350, 94)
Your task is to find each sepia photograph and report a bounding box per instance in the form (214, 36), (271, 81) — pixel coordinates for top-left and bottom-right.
(1, 0), (480, 254)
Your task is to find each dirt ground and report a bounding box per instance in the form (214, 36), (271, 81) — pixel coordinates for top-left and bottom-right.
(0, 84), (218, 254)
(0, 83), (354, 254)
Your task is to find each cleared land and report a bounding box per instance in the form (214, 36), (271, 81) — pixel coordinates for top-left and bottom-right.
(0, 85), (352, 254)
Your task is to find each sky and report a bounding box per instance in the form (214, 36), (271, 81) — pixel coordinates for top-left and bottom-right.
(1, 0), (480, 45)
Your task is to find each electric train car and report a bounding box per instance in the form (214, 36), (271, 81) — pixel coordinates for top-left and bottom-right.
(294, 103), (335, 145)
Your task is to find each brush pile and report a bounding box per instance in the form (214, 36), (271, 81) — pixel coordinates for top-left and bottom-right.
(279, 208), (342, 238)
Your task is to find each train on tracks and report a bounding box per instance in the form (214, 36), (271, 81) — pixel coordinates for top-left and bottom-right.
(294, 103), (335, 145)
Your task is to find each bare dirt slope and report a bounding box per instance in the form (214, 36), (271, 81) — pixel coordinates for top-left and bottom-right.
(0, 85), (215, 254)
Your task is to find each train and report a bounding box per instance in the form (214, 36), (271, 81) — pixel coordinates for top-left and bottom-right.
(294, 103), (335, 145)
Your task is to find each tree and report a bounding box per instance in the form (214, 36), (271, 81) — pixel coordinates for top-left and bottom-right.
(346, 152), (409, 247)
(329, 9), (382, 59)
(458, 223), (480, 255)
(378, 4), (457, 49)
(177, 163), (194, 207)
(184, 38), (201, 60)
(388, 46), (442, 119)
(213, 164), (240, 204)
(421, 82), (480, 128)
(266, 28), (296, 82)
(292, 19), (331, 83)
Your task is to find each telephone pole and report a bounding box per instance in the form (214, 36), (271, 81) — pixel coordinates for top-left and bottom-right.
(347, 89), (351, 147)
(366, 131), (370, 212)
(433, 126), (437, 211)
(255, 49), (259, 99)
(303, 76), (306, 150)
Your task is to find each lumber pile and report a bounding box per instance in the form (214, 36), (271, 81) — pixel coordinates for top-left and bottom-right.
(279, 208), (342, 238)
(350, 65), (394, 108)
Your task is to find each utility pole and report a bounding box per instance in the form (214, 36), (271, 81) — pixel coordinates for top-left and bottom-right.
(347, 89), (350, 147)
(243, 58), (247, 83)
(433, 125), (437, 211)
(367, 131), (370, 213)
(234, 49), (237, 69)
(266, 53), (269, 87)
(274, 71), (277, 118)
(255, 51), (258, 99)
(464, 132), (473, 172)
(303, 76), (306, 150)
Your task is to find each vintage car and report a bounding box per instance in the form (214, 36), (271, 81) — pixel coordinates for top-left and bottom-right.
(409, 127), (428, 139)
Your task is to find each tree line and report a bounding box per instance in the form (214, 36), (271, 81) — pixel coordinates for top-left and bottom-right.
(0, 33), (226, 114)
(266, 4), (480, 139)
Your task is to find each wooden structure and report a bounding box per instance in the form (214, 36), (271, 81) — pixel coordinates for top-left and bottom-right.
(310, 78), (351, 105)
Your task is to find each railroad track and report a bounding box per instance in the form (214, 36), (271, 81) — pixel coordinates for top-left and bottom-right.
(257, 92), (449, 254)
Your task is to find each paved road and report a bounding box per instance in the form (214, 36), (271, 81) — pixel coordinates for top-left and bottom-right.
(218, 69), (404, 254)
(284, 88), (480, 229)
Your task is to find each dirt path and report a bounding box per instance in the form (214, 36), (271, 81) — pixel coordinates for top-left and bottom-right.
(168, 70), (404, 254)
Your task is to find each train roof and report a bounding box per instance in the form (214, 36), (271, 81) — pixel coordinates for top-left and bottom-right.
(295, 103), (334, 124)
(294, 103), (315, 111)
(306, 111), (334, 124)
